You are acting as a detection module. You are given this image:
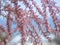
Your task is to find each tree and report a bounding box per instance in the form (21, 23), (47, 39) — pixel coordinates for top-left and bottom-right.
(0, 0), (60, 45)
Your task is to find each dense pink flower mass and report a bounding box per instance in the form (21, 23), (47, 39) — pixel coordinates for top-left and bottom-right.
(0, 0), (60, 45)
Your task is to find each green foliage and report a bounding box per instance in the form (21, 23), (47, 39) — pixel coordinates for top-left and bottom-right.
(0, 32), (7, 42)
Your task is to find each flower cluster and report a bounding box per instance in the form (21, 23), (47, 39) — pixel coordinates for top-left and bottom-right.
(0, 0), (60, 45)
